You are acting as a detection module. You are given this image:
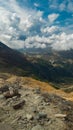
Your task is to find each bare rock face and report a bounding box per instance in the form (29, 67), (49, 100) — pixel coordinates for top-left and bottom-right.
(0, 124), (14, 130)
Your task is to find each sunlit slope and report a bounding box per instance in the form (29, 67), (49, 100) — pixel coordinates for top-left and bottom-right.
(5, 75), (73, 101)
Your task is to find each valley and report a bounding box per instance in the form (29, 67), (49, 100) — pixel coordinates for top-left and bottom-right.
(0, 42), (73, 130)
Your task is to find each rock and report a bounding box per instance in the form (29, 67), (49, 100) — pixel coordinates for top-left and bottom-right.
(26, 114), (33, 120)
(0, 124), (14, 130)
(31, 125), (44, 130)
(0, 94), (4, 99)
(36, 112), (47, 120)
(9, 87), (14, 95)
(35, 88), (41, 94)
(12, 100), (25, 109)
(55, 114), (67, 118)
(3, 90), (21, 99)
(12, 96), (17, 100)
(3, 91), (12, 99)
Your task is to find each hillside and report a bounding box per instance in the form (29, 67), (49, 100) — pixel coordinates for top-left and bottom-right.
(0, 42), (39, 77)
(1, 42), (73, 92)
(0, 74), (73, 130)
(0, 42), (33, 71)
(26, 50), (73, 91)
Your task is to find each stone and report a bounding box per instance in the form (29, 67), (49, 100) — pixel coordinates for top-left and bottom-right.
(0, 94), (4, 99)
(9, 87), (14, 95)
(36, 112), (47, 120)
(3, 90), (21, 99)
(55, 114), (66, 118)
(35, 88), (41, 94)
(12, 100), (25, 110)
(31, 125), (44, 130)
(26, 114), (33, 120)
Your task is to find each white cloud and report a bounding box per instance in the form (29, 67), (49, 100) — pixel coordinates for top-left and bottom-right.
(48, 13), (59, 23)
(59, 2), (66, 11)
(49, 0), (58, 9)
(0, 0), (44, 48)
(24, 35), (51, 49)
(34, 3), (39, 7)
(49, 0), (73, 12)
(23, 32), (73, 50)
(41, 26), (59, 34)
(51, 33), (73, 50)
(0, 0), (73, 51)
(67, 0), (73, 12)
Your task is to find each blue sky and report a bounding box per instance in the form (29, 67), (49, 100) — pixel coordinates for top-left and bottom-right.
(0, 0), (73, 50)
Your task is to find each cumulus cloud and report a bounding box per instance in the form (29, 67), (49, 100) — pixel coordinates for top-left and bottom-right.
(23, 32), (73, 51)
(41, 26), (59, 35)
(0, 0), (73, 51)
(24, 35), (49, 48)
(0, 0), (44, 48)
(49, 0), (73, 12)
(59, 2), (66, 11)
(48, 13), (59, 23)
(51, 33), (73, 51)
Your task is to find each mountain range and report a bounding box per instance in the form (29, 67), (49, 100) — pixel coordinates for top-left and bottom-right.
(0, 41), (73, 90)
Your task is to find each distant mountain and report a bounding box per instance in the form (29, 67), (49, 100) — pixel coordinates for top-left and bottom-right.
(25, 49), (73, 85)
(18, 47), (73, 60)
(0, 42), (54, 80)
(18, 47), (52, 54)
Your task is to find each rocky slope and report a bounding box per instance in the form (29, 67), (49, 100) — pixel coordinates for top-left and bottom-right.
(0, 74), (73, 130)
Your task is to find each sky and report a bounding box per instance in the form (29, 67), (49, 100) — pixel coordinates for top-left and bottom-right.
(0, 0), (73, 51)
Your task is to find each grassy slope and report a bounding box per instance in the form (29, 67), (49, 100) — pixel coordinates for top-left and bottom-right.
(2, 74), (73, 101)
